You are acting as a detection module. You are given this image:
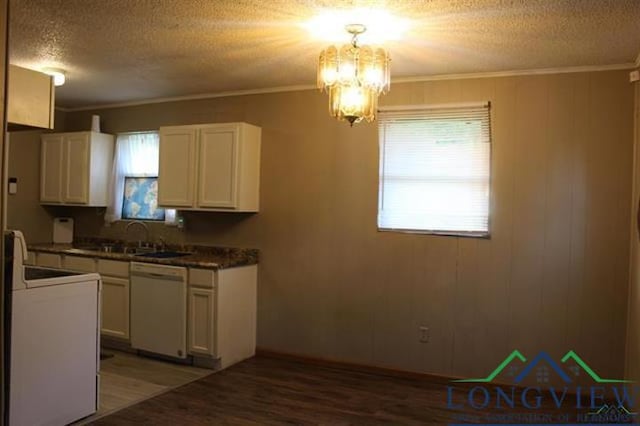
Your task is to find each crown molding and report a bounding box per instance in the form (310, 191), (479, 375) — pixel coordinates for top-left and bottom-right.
(58, 84), (315, 112)
(392, 63), (635, 84)
(60, 63), (636, 112)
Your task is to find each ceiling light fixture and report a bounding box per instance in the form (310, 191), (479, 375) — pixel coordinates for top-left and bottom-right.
(317, 24), (390, 126)
(304, 9), (408, 44)
(42, 68), (66, 86)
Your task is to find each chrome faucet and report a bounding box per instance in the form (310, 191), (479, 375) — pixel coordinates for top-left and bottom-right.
(125, 221), (150, 248)
(157, 236), (168, 251)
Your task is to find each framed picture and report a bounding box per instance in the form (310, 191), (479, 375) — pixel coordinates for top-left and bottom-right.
(122, 176), (165, 221)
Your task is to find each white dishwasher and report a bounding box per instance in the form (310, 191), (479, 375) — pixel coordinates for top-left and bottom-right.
(130, 262), (188, 359)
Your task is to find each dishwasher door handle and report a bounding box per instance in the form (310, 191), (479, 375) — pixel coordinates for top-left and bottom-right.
(131, 272), (184, 281)
(148, 272), (168, 278)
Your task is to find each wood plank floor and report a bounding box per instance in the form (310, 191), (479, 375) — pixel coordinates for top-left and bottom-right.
(88, 355), (599, 425)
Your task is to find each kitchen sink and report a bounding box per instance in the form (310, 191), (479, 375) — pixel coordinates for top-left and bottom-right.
(134, 251), (191, 259)
(97, 245), (144, 254)
(72, 245), (104, 252)
(74, 244), (158, 255)
(100, 246), (129, 253)
(73, 244), (190, 258)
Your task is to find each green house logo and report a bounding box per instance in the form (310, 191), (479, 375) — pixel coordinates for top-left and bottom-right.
(454, 350), (632, 384)
(446, 350), (637, 424)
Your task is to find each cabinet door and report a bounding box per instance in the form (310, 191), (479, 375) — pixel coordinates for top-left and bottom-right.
(40, 134), (64, 203)
(8, 65), (55, 129)
(97, 259), (130, 278)
(158, 127), (197, 207)
(197, 125), (239, 208)
(101, 276), (130, 340)
(35, 253), (62, 268)
(63, 133), (90, 204)
(63, 255), (97, 273)
(188, 287), (216, 356)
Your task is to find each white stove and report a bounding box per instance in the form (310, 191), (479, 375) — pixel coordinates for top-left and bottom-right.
(5, 230), (101, 426)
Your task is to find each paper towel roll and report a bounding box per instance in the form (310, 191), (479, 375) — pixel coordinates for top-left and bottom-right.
(91, 115), (100, 132)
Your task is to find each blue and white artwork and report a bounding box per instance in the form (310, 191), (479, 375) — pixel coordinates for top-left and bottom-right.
(122, 177), (165, 221)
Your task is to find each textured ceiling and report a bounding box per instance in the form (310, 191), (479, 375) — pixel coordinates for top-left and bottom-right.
(9, 0), (640, 108)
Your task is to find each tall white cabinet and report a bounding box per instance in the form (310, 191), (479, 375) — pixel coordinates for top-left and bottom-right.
(40, 131), (114, 206)
(158, 122), (261, 211)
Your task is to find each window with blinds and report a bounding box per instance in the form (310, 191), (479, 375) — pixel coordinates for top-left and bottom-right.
(378, 102), (491, 237)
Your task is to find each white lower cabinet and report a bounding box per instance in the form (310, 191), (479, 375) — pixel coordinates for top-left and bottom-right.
(98, 259), (131, 341)
(187, 265), (257, 369)
(100, 276), (130, 340)
(28, 251), (256, 368)
(188, 287), (216, 356)
(31, 254), (131, 341)
(63, 255), (97, 273)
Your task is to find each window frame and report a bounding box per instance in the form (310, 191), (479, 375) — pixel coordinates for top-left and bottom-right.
(377, 102), (492, 238)
(106, 131), (177, 225)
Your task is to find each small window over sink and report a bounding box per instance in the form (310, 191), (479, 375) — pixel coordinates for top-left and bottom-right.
(121, 176), (165, 221)
(106, 131), (176, 223)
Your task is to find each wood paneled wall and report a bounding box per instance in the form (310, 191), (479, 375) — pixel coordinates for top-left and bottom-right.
(625, 79), (640, 380)
(6, 110), (68, 243)
(44, 70), (637, 379)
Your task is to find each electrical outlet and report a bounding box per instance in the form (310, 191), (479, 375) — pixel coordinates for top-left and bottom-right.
(419, 326), (430, 343)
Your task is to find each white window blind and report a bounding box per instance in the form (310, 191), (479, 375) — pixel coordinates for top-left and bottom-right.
(378, 103), (491, 236)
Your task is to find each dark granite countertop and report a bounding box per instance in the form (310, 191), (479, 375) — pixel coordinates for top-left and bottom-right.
(28, 239), (259, 271)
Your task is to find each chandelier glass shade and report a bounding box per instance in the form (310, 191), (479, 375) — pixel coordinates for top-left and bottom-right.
(317, 25), (391, 125)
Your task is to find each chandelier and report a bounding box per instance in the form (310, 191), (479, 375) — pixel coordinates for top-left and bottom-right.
(317, 24), (391, 126)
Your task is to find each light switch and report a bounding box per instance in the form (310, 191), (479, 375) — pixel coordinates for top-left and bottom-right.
(8, 177), (17, 195)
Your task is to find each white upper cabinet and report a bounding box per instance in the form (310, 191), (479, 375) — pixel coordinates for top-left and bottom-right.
(159, 122), (261, 212)
(157, 127), (197, 207)
(40, 134), (64, 203)
(63, 133), (90, 203)
(40, 131), (115, 206)
(7, 65), (55, 130)
(198, 125), (238, 208)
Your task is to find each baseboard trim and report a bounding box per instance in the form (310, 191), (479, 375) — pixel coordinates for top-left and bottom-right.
(254, 348), (598, 399)
(255, 347), (455, 383)
(101, 336), (135, 353)
(193, 356), (221, 370)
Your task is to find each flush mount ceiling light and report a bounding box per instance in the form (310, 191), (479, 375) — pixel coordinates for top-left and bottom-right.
(317, 24), (391, 126)
(41, 67), (66, 86)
